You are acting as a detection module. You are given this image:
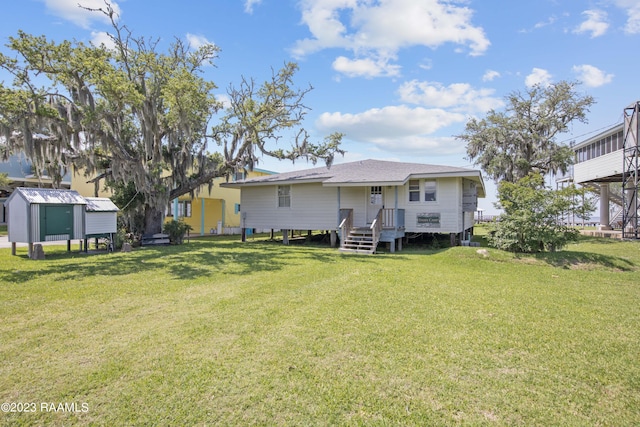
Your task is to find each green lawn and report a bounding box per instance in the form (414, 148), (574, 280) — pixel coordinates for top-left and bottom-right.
(1, 233), (639, 426)
(0, 224), (6, 236)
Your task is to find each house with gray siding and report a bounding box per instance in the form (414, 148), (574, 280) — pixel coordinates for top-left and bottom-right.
(222, 159), (485, 253)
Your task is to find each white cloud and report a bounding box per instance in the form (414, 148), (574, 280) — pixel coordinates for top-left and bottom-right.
(525, 68), (553, 88)
(215, 93), (232, 109)
(41, 0), (121, 29)
(316, 105), (468, 155)
(364, 135), (466, 156)
(244, 0), (262, 14)
(186, 33), (214, 50)
(90, 31), (115, 49)
(572, 64), (614, 87)
(398, 80), (503, 113)
(292, 0), (489, 77)
(332, 56), (401, 78)
(534, 15), (558, 30)
(482, 70), (501, 82)
(518, 14), (564, 34)
(614, 0), (640, 34)
(574, 10), (609, 38)
(418, 59), (433, 71)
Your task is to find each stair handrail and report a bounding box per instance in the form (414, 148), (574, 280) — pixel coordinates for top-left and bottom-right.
(339, 209), (353, 248)
(370, 209), (383, 247)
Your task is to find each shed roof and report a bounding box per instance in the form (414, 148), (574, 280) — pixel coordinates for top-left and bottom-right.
(223, 159), (486, 196)
(4, 187), (86, 206)
(85, 197), (120, 212)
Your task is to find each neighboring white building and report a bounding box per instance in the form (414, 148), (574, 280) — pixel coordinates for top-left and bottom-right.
(571, 123), (625, 230)
(573, 123), (624, 185)
(223, 159), (485, 253)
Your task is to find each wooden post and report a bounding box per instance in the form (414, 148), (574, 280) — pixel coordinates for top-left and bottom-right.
(28, 242), (33, 259)
(270, 229), (275, 240)
(11, 242), (16, 256)
(241, 228), (247, 242)
(67, 240), (71, 252)
(283, 229), (289, 245)
(330, 230), (337, 247)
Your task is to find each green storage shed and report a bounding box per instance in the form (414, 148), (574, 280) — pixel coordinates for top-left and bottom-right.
(3, 187), (86, 257)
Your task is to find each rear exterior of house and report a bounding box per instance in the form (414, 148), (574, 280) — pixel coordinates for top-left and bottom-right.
(224, 160), (485, 253)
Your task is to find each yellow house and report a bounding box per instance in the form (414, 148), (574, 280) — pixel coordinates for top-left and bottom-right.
(70, 170), (111, 198)
(168, 169), (274, 235)
(70, 168), (274, 235)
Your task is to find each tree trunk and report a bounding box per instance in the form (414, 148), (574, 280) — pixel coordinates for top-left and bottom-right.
(144, 205), (165, 235)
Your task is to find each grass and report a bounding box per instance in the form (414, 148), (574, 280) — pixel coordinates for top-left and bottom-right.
(1, 231), (639, 426)
(0, 224), (6, 236)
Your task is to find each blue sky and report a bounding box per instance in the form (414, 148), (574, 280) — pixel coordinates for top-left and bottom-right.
(2, 0), (639, 213)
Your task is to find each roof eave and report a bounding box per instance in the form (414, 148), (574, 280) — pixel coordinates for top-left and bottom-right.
(221, 178), (328, 188)
(410, 171), (479, 179)
(322, 180), (407, 187)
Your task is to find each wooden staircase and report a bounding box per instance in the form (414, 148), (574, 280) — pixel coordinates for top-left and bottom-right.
(339, 227), (379, 254)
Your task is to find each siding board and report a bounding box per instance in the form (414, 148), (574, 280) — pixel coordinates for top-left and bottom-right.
(8, 196), (28, 242)
(243, 183), (338, 230)
(400, 178), (463, 233)
(86, 212), (117, 235)
(74, 205), (84, 238)
(574, 151), (622, 183)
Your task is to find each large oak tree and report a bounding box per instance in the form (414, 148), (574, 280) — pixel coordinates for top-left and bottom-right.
(0, 4), (343, 234)
(457, 81), (595, 183)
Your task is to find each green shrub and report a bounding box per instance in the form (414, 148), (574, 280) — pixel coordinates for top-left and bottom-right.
(163, 220), (193, 245)
(489, 174), (594, 253)
(113, 228), (135, 250)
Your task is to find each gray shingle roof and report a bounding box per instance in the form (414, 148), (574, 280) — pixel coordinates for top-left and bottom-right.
(229, 159), (482, 186)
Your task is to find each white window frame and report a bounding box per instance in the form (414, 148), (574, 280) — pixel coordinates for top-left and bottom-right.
(424, 180), (437, 202)
(370, 186), (382, 205)
(177, 200), (192, 218)
(277, 185), (291, 208)
(408, 179), (420, 202)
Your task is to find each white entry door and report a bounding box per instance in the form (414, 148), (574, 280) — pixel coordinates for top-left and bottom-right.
(367, 186), (383, 224)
